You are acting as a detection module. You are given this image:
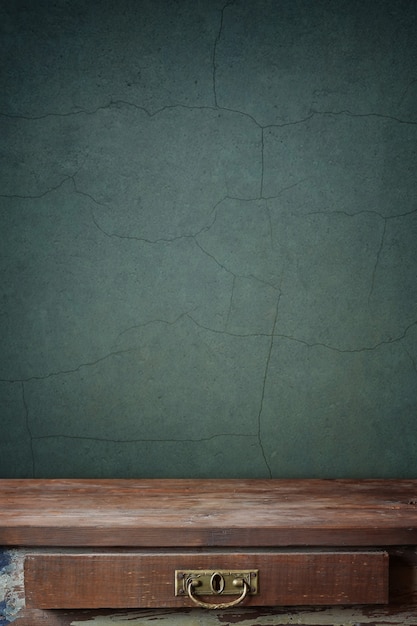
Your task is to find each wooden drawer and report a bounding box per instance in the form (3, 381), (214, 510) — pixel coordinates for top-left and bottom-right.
(25, 550), (388, 609)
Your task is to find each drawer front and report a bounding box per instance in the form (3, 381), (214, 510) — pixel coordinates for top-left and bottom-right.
(25, 550), (388, 609)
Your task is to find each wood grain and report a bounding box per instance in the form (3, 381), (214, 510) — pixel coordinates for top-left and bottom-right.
(1, 479), (417, 547)
(24, 550), (388, 608)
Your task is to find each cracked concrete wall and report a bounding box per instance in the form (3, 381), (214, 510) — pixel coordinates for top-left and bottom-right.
(1, 0), (416, 479)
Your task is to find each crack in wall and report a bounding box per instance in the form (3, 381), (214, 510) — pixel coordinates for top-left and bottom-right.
(3, 318), (415, 390)
(398, 77), (417, 107)
(114, 310), (195, 343)
(225, 275), (236, 331)
(369, 219), (387, 301)
(0, 313), (194, 384)
(260, 127), (265, 197)
(403, 346), (417, 376)
(0, 348), (138, 384)
(0, 174), (73, 200)
(306, 207), (417, 221)
(92, 212), (196, 244)
(2, 105), (414, 255)
(256, 294), (281, 478)
(31, 433), (256, 444)
(193, 239), (235, 278)
(312, 108), (417, 126)
(186, 314), (271, 339)
(4, 172), (415, 234)
(186, 315), (417, 354)
(4, 172), (406, 280)
(2, 100), (416, 133)
(71, 178), (109, 209)
(90, 205), (216, 245)
(89, 192), (271, 245)
(265, 199), (274, 248)
(87, 191), (281, 302)
(274, 319), (417, 354)
(212, 1), (236, 108)
(2, 105), (415, 219)
(88, 191), (276, 247)
(21, 382), (35, 477)
(303, 209), (416, 307)
(0, 100), (262, 129)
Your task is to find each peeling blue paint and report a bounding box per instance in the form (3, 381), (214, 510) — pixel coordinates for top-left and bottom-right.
(0, 552), (10, 571)
(0, 599), (10, 626)
(0, 550), (24, 625)
(0, 550), (11, 625)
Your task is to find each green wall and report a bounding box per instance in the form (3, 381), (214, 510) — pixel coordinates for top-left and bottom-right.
(1, 0), (416, 478)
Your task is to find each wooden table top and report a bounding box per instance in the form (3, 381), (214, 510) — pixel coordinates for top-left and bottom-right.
(1, 478), (416, 547)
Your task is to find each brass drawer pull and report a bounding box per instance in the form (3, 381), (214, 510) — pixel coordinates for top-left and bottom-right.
(175, 569), (255, 602)
(186, 576), (249, 609)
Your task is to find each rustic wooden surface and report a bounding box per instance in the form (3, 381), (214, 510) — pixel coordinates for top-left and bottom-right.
(24, 550), (388, 608)
(1, 479), (417, 547)
(1, 480), (417, 624)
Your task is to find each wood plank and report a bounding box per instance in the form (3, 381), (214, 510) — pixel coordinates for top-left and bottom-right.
(1, 479), (417, 547)
(24, 550), (388, 608)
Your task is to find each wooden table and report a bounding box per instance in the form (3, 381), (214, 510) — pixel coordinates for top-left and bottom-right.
(1, 479), (417, 625)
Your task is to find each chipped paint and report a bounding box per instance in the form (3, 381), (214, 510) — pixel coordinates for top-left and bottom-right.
(0, 551), (25, 625)
(68, 606), (417, 626)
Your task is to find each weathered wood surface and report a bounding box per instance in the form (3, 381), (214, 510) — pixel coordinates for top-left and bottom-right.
(1, 479), (417, 547)
(1, 481), (417, 624)
(24, 550), (388, 608)
(8, 604), (417, 625)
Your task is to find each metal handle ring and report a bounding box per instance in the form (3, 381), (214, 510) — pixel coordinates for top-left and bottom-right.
(186, 577), (249, 609)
